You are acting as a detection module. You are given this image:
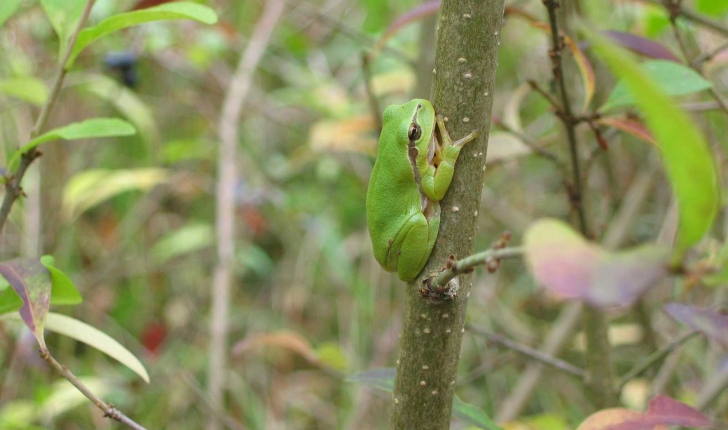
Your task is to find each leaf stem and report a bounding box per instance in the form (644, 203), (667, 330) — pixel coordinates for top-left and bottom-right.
(40, 348), (147, 430)
(0, 0), (96, 236)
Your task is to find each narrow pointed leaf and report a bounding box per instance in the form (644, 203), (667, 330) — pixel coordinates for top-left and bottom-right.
(586, 29), (720, 261)
(602, 31), (679, 62)
(44, 312), (150, 383)
(61, 168), (169, 221)
(597, 116), (656, 146)
(0, 77), (48, 106)
(453, 396), (503, 430)
(8, 118), (136, 172)
(0, 259), (52, 349)
(664, 303), (728, 348)
(67, 2), (218, 67)
(562, 34), (596, 111)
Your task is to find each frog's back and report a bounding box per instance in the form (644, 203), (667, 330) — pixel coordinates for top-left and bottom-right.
(366, 101), (428, 270)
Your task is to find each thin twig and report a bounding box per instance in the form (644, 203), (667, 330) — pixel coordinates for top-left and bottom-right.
(543, 0), (617, 410)
(542, 0), (588, 235)
(527, 79), (563, 111)
(635, 0), (728, 36)
(0, 0), (95, 235)
(431, 247), (523, 288)
(695, 39), (728, 64)
(665, 5), (728, 118)
(467, 325), (586, 378)
(40, 348), (147, 430)
(207, 1), (285, 429)
(677, 4), (728, 36)
(617, 330), (698, 390)
(494, 119), (568, 173)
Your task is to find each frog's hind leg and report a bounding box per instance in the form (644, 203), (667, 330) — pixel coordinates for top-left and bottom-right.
(397, 212), (437, 282)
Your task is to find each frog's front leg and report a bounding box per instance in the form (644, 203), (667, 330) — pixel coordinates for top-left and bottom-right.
(420, 115), (478, 201)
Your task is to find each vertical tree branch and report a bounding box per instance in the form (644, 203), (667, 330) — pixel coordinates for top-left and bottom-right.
(0, 0), (95, 236)
(389, 1), (505, 429)
(542, 0), (618, 409)
(207, 2), (285, 429)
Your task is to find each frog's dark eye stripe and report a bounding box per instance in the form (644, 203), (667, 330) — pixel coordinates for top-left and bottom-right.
(408, 123), (422, 141)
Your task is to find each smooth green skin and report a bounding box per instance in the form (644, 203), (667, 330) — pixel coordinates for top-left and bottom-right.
(366, 99), (478, 281)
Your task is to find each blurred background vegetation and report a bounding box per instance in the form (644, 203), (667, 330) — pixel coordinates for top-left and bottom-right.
(0, 0), (727, 429)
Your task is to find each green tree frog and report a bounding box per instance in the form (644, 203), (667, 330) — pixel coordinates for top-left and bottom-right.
(366, 99), (478, 281)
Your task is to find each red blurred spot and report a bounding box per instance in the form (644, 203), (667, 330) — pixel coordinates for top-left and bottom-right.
(142, 321), (167, 357)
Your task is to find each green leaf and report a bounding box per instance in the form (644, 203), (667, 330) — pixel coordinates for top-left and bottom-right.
(601, 60), (713, 110)
(347, 368), (502, 430)
(453, 396), (503, 430)
(0, 77), (48, 106)
(696, 0), (728, 16)
(40, 255), (82, 306)
(585, 29), (720, 261)
(44, 312), (150, 383)
(62, 168), (169, 221)
(0, 259), (52, 349)
(8, 118), (136, 172)
(0, 0), (23, 29)
(76, 73), (161, 147)
(39, 0), (86, 46)
(67, 2), (218, 67)
(0, 286), (22, 315)
(151, 223), (214, 264)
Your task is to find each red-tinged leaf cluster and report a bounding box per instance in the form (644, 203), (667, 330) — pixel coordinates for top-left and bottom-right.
(597, 116), (657, 146)
(576, 395), (710, 430)
(524, 219), (669, 308)
(664, 303), (728, 348)
(0, 258), (52, 349)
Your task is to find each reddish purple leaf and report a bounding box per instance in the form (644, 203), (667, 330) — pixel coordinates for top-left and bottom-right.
(603, 31), (680, 62)
(524, 219), (668, 308)
(664, 303), (728, 348)
(0, 258), (52, 349)
(646, 395), (711, 427)
(598, 116), (656, 146)
(605, 395), (710, 430)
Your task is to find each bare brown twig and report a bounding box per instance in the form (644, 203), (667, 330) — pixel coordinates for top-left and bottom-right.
(542, 0), (617, 409)
(664, 1), (728, 117)
(467, 325), (586, 378)
(40, 348), (147, 430)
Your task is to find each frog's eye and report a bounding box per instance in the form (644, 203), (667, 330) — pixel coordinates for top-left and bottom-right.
(408, 123), (422, 141)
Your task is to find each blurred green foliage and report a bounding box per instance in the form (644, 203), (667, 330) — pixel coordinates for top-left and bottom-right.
(0, 0), (726, 429)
